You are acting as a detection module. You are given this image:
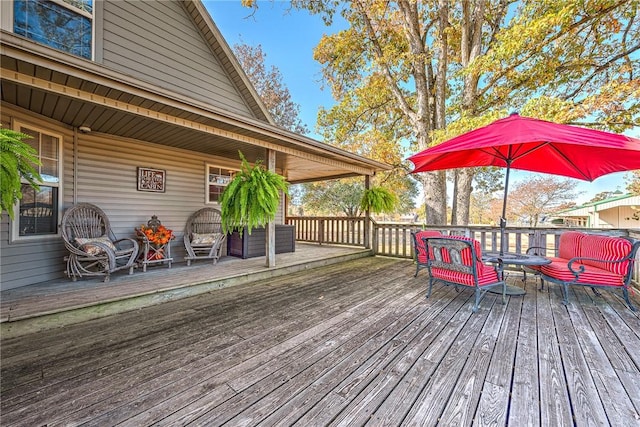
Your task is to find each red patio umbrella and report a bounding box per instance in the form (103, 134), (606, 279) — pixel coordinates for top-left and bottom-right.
(408, 113), (640, 254)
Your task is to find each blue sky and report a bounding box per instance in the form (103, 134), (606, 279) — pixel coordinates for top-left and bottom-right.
(206, 1), (637, 205)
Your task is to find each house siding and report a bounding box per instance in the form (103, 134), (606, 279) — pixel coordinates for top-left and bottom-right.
(100, 0), (253, 117)
(1, 109), (71, 289)
(1, 106), (285, 290)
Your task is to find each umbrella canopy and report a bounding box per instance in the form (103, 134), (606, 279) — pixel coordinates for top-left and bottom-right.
(408, 113), (640, 254)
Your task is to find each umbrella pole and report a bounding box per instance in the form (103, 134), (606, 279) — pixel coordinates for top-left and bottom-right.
(500, 163), (511, 256)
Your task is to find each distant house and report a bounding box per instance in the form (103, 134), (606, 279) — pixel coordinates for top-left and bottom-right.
(0, 0), (390, 290)
(553, 193), (640, 229)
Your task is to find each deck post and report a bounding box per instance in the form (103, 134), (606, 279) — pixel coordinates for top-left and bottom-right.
(267, 149), (276, 268)
(364, 175), (371, 249)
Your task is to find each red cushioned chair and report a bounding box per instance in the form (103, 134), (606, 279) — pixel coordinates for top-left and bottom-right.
(423, 236), (506, 312)
(411, 230), (442, 277)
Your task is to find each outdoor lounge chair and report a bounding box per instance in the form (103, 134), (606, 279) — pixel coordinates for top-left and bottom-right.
(410, 229), (442, 277)
(183, 207), (226, 266)
(61, 203), (138, 282)
(423, 236), (506, 312)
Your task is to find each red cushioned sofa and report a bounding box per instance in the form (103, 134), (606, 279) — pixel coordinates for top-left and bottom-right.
(532, 231), (640, 310)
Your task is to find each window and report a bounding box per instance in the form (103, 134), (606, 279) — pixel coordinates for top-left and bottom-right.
(14, 124), (62, 238)
(14, 0), (93, 60)
(207, 165), (237, 203)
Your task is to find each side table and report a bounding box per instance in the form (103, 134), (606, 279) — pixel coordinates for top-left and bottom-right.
(482, 251), (551, 296)
(135, 215), (174, 272)
(137, 239), (173, 272)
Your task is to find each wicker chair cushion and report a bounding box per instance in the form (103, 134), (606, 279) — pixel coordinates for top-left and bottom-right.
(75, 236), (116, 255)
(191, 232), (223, 245)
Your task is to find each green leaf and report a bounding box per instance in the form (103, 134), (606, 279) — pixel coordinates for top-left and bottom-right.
(0, 127), (42, 219)
(220, 151), (289, 234)
(360, 186), (397, 214)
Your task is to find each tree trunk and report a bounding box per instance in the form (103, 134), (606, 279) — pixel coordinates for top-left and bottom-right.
(454, 0), (485, 226)
(453, 169), (474, 225)
(451, 170), (458, 224)
(420, 171), (447, 225)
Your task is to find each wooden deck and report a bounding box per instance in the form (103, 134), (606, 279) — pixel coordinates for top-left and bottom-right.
(2, 256), (640, 426)
(0, 243), (371, 336)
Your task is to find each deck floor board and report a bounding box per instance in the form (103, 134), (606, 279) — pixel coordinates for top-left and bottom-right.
(2, 256), (640, 426)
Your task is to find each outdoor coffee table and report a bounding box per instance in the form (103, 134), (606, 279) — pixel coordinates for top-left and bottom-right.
(482, 251), (551, 296)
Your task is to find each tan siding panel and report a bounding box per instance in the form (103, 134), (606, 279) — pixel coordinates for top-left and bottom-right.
(101, 1), (252, 117)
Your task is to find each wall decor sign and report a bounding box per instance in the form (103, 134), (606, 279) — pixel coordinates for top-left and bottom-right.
(137, 167), (166, 192)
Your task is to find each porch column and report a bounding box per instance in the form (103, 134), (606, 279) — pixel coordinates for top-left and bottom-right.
(592, 205), (600, 229)
(266, 149), (276, 267)
(364, 175), (371, 249)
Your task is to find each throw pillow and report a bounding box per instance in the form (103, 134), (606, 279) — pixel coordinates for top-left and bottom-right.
(191, 232), (221, 245)
(76, 236), (117, 256)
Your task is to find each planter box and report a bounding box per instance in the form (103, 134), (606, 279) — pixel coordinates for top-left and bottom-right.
(227, 224), (295, 259)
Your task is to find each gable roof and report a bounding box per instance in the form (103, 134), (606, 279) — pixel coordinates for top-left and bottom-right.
(182, 0), (273, 124)
(0, 0), (390, 183)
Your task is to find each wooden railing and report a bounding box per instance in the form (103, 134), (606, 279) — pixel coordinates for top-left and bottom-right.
(286, 216), (366, 246)
(372, 223), (634, 257)
(286, 216), (640, 285)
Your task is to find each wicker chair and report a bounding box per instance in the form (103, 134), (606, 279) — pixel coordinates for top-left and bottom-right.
(61, 203), (138, 282)
(183, 207), (226, 266)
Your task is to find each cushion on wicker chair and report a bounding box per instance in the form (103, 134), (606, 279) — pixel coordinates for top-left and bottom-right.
(75, 236), (117, 255)
(191, 232), (223, 245)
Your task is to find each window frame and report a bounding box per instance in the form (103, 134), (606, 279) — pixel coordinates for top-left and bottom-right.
(12, 0), (95, 60)
(10, 121), (64, 242)
(206, 164), (238, 205)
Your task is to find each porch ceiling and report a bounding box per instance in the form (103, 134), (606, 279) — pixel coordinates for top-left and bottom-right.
(1, 34), (390, 183)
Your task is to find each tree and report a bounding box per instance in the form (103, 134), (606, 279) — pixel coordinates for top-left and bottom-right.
(301, 179), (365, 216)
(588, 190), (624, 203)
(1, 127), (42, 219)
(626, 170), (640, 194)
(241, 1), (638, 225)
(277, 0), (639, 226)
(506, 175), (579, 227)
(233, 43), (309, 134)
(306, 1), (449, 224)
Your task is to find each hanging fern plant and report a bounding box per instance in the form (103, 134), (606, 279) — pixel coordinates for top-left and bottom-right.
(360, 186), (397, 214)
(220, 151), (289, 235)
(1, 127), (42, 219)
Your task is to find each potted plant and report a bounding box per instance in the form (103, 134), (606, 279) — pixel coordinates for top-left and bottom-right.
(220, 151), (289, 235)
(360, 186), (397, 214)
